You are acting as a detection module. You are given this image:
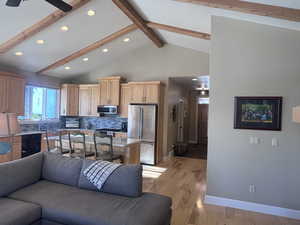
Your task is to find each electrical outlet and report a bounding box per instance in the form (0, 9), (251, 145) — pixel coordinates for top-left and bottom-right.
(272, 138), (279, 147)
(249, 185), (256, 193)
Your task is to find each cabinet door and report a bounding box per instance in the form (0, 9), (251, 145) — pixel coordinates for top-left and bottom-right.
(8, 78), (25, 115)
(130, 85), (145, 103)
(60, 86), (67, 116)
(109, 80), (120, 106)
(79, 87), (91, 116)
(145, 84), (160, 103)
(120, 85), (131, 118)
(99, 80), (109, 105)
(90, 85), (99, 116)
(0, 76), (8, 113)
(67, 86), (79, 116)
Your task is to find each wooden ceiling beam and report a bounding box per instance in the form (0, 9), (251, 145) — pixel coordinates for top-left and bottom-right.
(174, 0), (300, 22)
(0, 0), (91, 54)
(37, 24), (138, 74)
(112, 0), (164, 48)
(147, 22), (211, 40)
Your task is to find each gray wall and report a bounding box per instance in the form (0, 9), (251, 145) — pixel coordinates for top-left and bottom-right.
(69, 43), (209, 83)
(207, 16), (300, 210)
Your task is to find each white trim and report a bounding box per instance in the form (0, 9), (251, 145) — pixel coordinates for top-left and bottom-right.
(205, 195), (300, 220)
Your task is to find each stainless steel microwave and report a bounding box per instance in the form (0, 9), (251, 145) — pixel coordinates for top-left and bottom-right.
(97, 106), (118, 115)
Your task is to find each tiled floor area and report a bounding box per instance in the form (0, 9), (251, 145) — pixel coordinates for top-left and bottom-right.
(143, 157), (300, 225)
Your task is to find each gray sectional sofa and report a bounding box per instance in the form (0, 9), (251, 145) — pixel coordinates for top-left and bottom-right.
(0, 152), (172, 225)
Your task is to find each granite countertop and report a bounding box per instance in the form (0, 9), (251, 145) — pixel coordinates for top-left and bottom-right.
(0, 131), (46, 138)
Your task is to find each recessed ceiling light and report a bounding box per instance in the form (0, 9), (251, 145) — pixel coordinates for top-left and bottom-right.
(36, 39), (45, 45)
(192, 78), (198, 81)
(201, 90), (206, 95)
(15, 51), (23, 56)
(61, 26), (69, 32)
(87, 10), (96, 16)
(102, 48), (108, 53)
(123, 38), (130, 42)
(64, 66), (71, 70)
(83, 57), (89, 62)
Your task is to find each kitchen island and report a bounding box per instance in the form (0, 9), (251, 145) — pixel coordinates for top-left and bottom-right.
(46, 134), (141, 165)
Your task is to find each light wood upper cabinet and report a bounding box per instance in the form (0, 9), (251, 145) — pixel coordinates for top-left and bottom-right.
(60, 84), (79, 116)
(120, 84), (131, 118)
(98, 76), (121, 106)
(129, 81), (161, 104)
(79, 84), (99, 116)
(0, 76), (8, 113)
(0, 74), (25, 115)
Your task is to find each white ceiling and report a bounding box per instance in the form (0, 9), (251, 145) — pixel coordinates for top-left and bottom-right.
(0, 0), (299, 78)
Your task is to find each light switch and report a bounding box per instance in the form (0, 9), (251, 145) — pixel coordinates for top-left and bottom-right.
(272, 138), (279, 147)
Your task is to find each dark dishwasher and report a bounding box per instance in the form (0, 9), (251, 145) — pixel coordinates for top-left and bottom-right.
(21, 134), (41, 158)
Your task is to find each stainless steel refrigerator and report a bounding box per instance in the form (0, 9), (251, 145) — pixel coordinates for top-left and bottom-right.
(128, 104), (157, 165)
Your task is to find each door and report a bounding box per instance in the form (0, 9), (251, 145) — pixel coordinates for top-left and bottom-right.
(177, 102), (185, 142)
(140, 142), (155, 165)
(99, 80), (109, 105)
(141, 105), (157, 142)
(8, 78), (25, 115)
(109, 80), (120, 105)
(79, 87), (91, 116)
(120, 84), (131, 118)
(145, 85), (159, 103)
(67, 86), (79, 116)
(198, 104), (208, 145)
(128, 105), (142, 139)
(90, 85), (99, 116)
(0, 76), (8, 113)
(131, 85), (144, 103)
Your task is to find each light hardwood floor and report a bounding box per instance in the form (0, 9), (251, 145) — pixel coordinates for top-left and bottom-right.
(142, 157), (300, 225)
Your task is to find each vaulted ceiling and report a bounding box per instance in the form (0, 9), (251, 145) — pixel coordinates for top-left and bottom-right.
(0, 0), (299, 78)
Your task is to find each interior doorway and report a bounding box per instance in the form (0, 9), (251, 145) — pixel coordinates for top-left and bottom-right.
(167, 76), (209, 160)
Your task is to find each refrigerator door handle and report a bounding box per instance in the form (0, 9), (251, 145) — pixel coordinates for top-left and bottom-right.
(140, 108), (144, 139)
(139, 108), (143, 139)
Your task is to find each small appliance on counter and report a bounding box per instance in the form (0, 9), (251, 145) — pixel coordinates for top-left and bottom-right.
(97, 106), (118, 116)
(64, 117), (81, 129)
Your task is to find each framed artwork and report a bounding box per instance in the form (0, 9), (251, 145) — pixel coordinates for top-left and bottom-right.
(234, 96), (282, 131)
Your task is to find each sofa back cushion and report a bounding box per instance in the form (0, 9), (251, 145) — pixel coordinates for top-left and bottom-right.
(0, 152), (43, 197)
(78, 159), (143, 197)
(42, 152), (82, 187)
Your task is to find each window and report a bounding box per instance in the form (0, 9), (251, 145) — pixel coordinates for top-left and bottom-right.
(22, 86), (60, 121)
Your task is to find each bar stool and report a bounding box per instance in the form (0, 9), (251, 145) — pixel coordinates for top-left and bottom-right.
(45, 130), (70, 155)
(68, 131), (95, 159)
(93, 131), (123, 163)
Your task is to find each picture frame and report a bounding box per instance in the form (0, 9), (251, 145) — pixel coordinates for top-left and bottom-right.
(234, 96), (282, 131)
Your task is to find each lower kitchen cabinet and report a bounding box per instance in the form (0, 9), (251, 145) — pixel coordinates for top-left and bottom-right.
(0, 136), (21, 163)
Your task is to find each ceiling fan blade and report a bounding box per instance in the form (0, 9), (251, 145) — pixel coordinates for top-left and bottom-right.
(45, 0), (73, 12)
(6, 0), (22, 7)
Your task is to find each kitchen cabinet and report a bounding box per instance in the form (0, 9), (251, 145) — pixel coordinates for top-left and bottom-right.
(60, 84), (79, 116)
(79, 84), (99, 116)
(129, 81), (161, 104)
(120, 84), (131, 118)
(0, 73), (25, 115)
(0, 136), (21, 163)
(98, 76), (121, 106)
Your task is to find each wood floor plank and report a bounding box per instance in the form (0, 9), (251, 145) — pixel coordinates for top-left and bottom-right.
(142, 156), (300, 225)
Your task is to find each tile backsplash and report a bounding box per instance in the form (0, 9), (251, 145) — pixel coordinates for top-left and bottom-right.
(20, 121), (61, 132)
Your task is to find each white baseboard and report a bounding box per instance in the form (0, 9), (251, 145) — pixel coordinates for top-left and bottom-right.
(205, 195), (300, 220)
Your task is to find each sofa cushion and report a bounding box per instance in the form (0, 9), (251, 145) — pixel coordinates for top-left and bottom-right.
(42, 152), (83, 187)
(9, 180), (172, 225)
(78, 159), (143, 197)
(0, 198), (41, 225)
(0, 152), (43, 197)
